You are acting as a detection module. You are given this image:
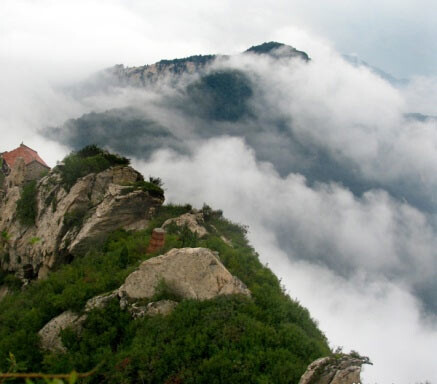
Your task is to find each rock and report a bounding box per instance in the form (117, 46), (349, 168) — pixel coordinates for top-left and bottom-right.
(5, 157), (26, 187)
(0, 165), (164, 277)
(162, 213), (208, 237)
(84, 291), (118, 312)
(119, 247), (251, 300)
(298, 354), (371, 384)
(38, 311), (84, 353)
(38, 247), (250, 353)
(129, 300), (178, 318)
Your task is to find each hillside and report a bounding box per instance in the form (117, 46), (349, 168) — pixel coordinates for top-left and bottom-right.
(0, 147), (370, 383)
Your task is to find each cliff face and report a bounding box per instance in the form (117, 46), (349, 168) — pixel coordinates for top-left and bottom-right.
(0, 164), (163, 279)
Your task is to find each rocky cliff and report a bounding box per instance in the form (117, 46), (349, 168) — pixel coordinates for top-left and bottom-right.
(0, 148), (369, 384)
(0, 161), (163, 280)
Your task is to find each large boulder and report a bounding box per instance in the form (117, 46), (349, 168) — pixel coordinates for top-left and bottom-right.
(119, 247), (251, 300)
(299, 354), (371, 384)
(38, 311), (84, 353)
(38, 247), (251, 353)
(0, 165), (164, 278)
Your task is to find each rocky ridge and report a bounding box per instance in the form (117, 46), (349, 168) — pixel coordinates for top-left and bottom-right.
(0, 163), (163, 280)
(39, 247), (251, 352)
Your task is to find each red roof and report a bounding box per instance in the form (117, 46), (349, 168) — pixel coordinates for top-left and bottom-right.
(2, 144), (50, 169)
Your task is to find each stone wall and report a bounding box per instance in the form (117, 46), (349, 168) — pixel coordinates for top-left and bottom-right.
(25, 161), (49, 182)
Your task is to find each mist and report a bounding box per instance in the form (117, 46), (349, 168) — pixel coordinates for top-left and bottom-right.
(2, 1), (437, 382)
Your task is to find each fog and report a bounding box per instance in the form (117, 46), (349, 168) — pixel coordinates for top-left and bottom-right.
(1, 1), (437, 382)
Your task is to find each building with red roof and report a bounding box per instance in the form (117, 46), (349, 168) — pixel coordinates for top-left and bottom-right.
(1, 143), (50, 182)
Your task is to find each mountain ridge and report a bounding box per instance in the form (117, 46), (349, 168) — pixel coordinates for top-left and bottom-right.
(0, 146), (368, 384)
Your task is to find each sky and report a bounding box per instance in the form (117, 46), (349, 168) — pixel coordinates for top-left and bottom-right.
(1, 1), (437, 383)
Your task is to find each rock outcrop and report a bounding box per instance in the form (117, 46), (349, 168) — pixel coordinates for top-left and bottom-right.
(119, 247), (250, 300)
(299, 355), (371, 384)
(129, 300), (178, 319)
(39, 247), (251, 352)
(38, 311), (84, 353)
(162, 212), (208, 237)
(0, 165), (164, 279)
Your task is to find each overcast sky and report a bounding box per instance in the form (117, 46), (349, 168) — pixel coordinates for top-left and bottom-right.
(1, 1), (437, 383)
(2, 0), (437, 79)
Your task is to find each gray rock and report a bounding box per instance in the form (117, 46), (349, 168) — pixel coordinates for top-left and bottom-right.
(129, 300), (178, 318)
(84, 291), (118, 312)
(0, 165), (163, 277)
(38, 311), (84, 353)
(298, 354), (371, 384)
(119, 247), (251, 300)
(162, 213), (208, 237)
(38, 247), (250, 353)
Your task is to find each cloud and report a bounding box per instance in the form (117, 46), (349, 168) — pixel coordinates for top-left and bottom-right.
(42, 41), (437, 316)
(134, 136), (437, 383)
(2, 3), (437, 381)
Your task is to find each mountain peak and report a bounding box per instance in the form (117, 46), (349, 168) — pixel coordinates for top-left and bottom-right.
(245, 41), (310, 61)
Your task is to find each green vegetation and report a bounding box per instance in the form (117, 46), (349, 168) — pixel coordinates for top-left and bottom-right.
(16, 181), (38, 226)
(0, 204), (330, 383)
(245, 42), (310, 61)
(63, 208), (89, 232)
(187, 70), (253, 122)
(56, 145), (130, 191)
(29, 237), (41, 245)
(121, 180), (164, 199)
(157, 55), (216, 72)
(246, 41), (286, 54)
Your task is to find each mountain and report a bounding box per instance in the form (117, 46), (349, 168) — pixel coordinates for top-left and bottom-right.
(342, 54), (409, 87)
(0, 146), (369, 383)
(44, 41), (434, 215)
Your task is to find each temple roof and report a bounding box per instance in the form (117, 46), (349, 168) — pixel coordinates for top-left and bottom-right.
(2, 144), (50, 169)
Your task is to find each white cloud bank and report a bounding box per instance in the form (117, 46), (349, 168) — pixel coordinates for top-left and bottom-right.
(135, 137), (437, 384)
(1, 1), (437, 382)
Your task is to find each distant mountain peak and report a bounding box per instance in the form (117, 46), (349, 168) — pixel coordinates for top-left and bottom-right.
(245, 41), (310, 61)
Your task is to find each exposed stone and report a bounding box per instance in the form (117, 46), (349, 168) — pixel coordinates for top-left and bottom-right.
(84, 291), (118, 312)
(119, 247), (251, 300)
(162, 213), (208, 237)
(6, 157), (26, 187)
(38, 246), (250, 353)
(298, 354), (371, 384)
(38, 311), (84, 353)
(129, 300), (178, 318)
(0, 165), (164, 277)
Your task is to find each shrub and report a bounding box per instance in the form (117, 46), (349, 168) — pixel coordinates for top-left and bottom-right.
(57, 145), (130, 191)
(63, 209), (88, 232)
(4, 274), (22, 291)
(132, 181), (164, 199)
(152, 278), (183, 302)
(179, 224), (199, 247)
(16, 181), (37, 226)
